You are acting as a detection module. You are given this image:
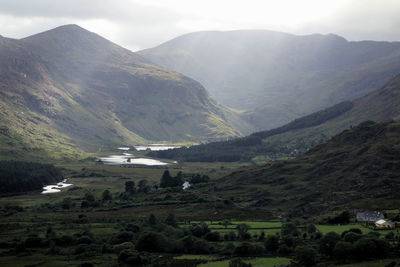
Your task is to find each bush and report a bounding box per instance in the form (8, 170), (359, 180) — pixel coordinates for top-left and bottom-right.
(77, 236), (93, 245)
(233, 242), (264, 256)
(113, 242), (134, 253)
(118, 249), (151, 265)
(333, 241), (353, 261)
(111, 231), (134, 244)
(294, 245), (318, 266)
(205, 231), (220, 242)
(136, 232), (167, 252)
(343, 232), (362, 243)
(190, 223), (210, 237)
(229, 258), (253, 267)
(319, 232), (340, 256)
(180, 235), (210, 254)
(353, 238), (389, 259)
(265, 234), (279, 252)
(25, 236), (43, 248)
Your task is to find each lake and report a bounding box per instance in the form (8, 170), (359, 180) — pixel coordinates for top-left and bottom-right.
(42, 179), (73, 194)
(134, 144), (182, 151)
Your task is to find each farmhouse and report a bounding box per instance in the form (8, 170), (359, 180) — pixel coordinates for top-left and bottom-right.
(356, 211), (384, 222)
(375, 219), (394, 229)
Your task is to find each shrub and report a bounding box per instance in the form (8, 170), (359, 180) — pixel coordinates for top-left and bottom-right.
(319, 232), (340, 256)
(136, 232), (166, 252)
(205, 231), (220, 242)
(113, 242), (134, 253)
(294, 245), (318, 266)
(229, 258), (253, 267)
(333, 241), (353, 261)
(77, 236), (93, 245)
(180, 235), (210, 254)
(265, 234), (279, 252)
(118, 249), (151, 265)
(111, 231), (134, 245)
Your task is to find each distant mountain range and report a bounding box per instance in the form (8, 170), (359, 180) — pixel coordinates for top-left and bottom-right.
(0, 25), (250, 159)
(139, 30), (400, 130)
(151, 73), (400, 162)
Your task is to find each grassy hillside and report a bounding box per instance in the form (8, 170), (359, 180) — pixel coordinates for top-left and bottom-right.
(151, 74), (400, 162)
(214, 120), (400, 217)
(139, 30), (400, 130)
(0, 25), (247, 159)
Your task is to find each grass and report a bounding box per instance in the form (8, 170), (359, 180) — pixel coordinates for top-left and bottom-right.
(316, 224), (397, 236)
(337, 259), (400, 267)
(0, 254), (117, 267)
(198, 257), (291, 267)
(173, 254), (219, 260)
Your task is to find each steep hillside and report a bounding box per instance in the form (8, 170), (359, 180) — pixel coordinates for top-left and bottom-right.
(151, 73), (400, 162)
(139, 30), (400, 130)
(215, 120), (400, 217)
(0, 25), (246, 159)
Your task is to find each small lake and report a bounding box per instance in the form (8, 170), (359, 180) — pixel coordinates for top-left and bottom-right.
(98, 154), (168, 166)
(134, 144), (181, 151)
(42, 179), (73, 194)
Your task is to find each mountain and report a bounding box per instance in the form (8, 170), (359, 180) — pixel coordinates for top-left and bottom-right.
(139, 30), (400, 130)
(0, 25), (248, 159)
(214, 120), (400, 217)
(150, 73), (400, 162)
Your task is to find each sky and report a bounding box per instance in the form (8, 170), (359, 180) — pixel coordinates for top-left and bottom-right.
(0, 0), (399, 51)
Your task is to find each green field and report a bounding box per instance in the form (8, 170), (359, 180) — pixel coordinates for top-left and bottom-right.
(338, 259), (400, 267)
(198, 257), (291, 267)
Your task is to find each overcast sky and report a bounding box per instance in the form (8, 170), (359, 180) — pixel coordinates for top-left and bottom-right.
(0, 0), (399, 51)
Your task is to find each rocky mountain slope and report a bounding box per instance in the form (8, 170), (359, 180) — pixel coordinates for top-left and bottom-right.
(216, 120), (400, 217)
(0, 25), (249, 159)
(139, 30), (400, 130)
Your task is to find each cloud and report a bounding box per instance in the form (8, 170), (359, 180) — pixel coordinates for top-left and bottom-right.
(0, 0), (399, 51)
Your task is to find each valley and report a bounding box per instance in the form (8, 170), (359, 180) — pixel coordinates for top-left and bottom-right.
(1, 21), (400, 267)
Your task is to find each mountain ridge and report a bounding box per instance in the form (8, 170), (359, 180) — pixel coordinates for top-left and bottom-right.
(0, 25), (248, 159)
(139, 30), (400, 130)
(150, 73), (400, 162)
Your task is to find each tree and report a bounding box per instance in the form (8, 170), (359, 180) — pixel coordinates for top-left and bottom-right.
(319, 231), (341, 256)
(83, 192), (95, 202)
(236, 224), (250, 240)
(265, 234), (279, 253)
(102, 190), (112, 201)
(294, 245), (317, 266)
(307, 224), (317, 234)
(125, 181), (135, 194)
(137, 179), (148, 193)
(136, 232), (167, 252)
(281, 222), (299, 236)
(165, 213), (178, 227)
(333, 241), (353, 262)
(160, 170), (173, 188)
(148, 214), (157, 226)
(229, 258), (252, 267)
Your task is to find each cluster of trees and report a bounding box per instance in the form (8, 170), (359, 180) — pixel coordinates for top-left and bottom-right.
(159, 170), (210, 188)
(124, 179), (151, 195)
(160, 170), (182, 188)
(0, 161), (62, 193)
(4, 207), (400, 267)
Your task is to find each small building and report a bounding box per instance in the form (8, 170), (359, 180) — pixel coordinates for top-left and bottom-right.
(375, 219), (394, 229)
(182, 181), (191, 190)
(356, 211), (384, 222)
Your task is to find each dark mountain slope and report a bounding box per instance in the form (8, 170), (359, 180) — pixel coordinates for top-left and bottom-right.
(151, 73), (400, 162)
(0, 25), (246, 159)
(139, 30), (400, 130)
(215, 120), (400, 216)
